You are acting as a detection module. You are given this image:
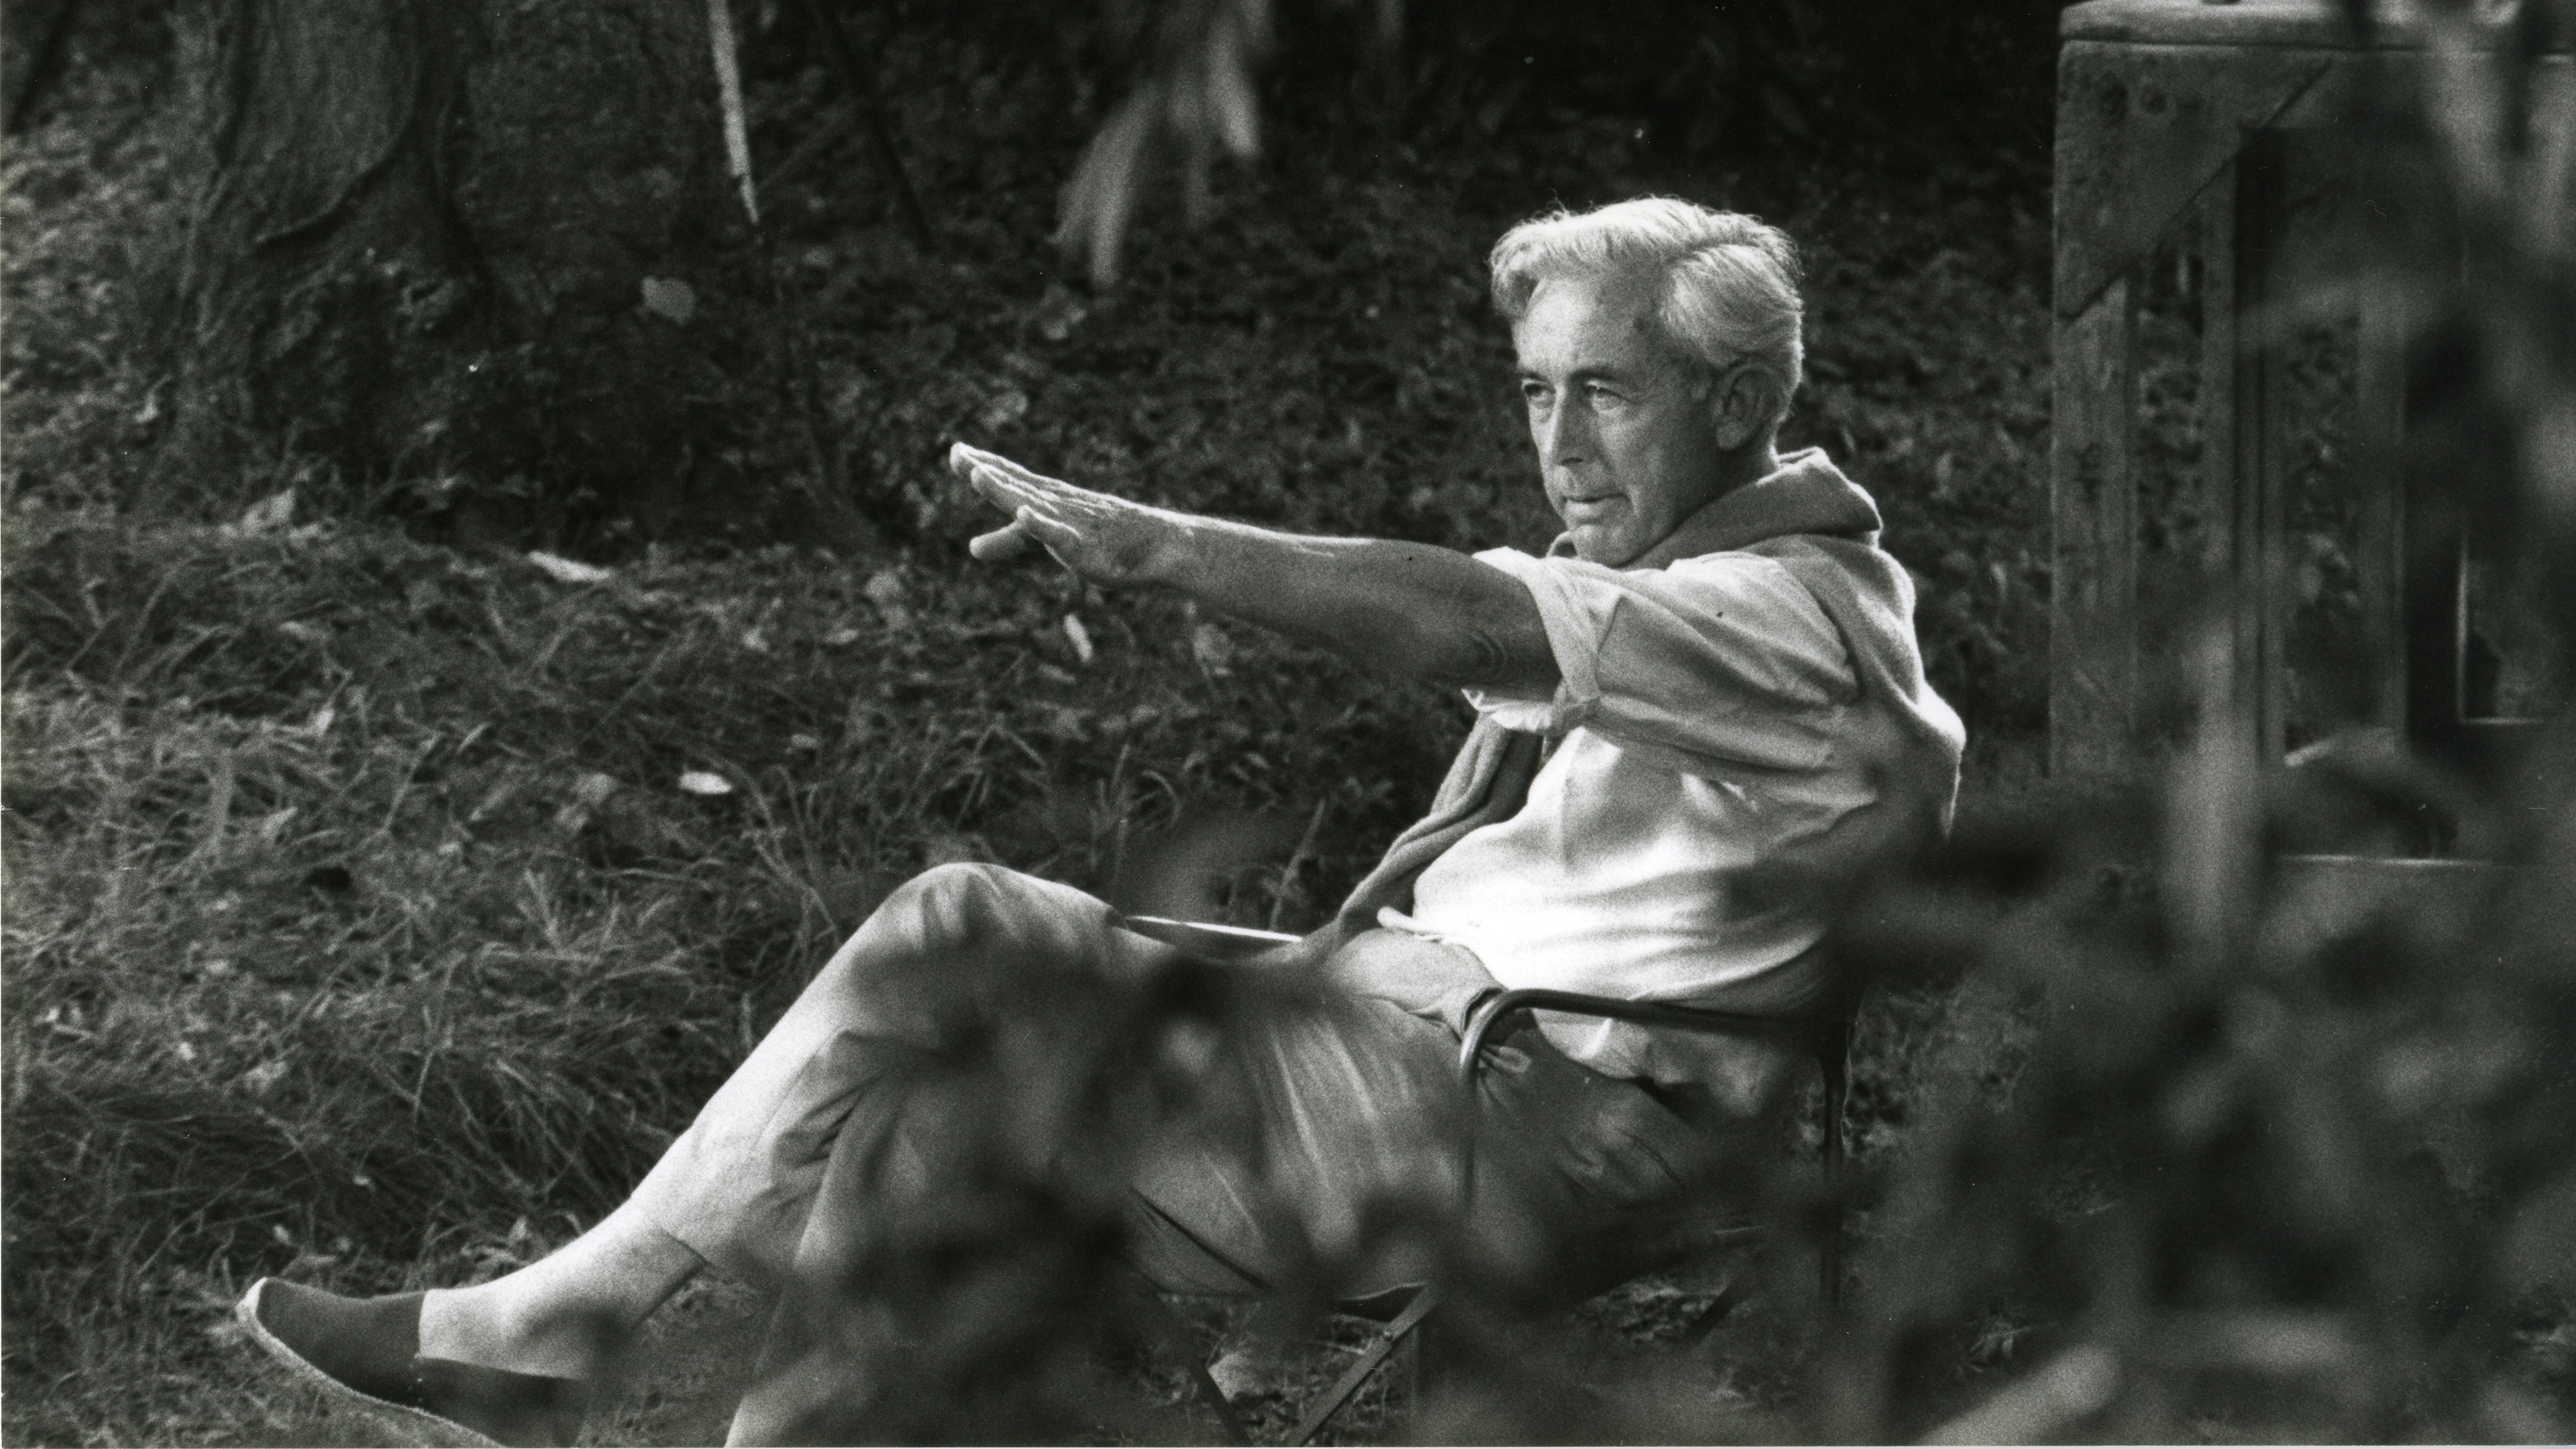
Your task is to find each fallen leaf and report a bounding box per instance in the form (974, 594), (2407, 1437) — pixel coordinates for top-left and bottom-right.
(1208, 1349), (1285, 1401)
(677, 770), (734, 797)
(555, 773), (619, 833)
(528, 551), (612, 585)
(863, 571), (911, 628)
(823, 625), (863, 646)
(235, 489), (296, 535)
(978, 387), (1030, 432)
(1191, 621), (1235, 676)
(1036, 282), (1088, 341)
(640, 276), (698, 323)
(1063, 614), (1095, 666)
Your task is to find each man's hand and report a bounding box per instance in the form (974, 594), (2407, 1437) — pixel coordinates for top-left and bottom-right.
(951, 443), (1177, 588)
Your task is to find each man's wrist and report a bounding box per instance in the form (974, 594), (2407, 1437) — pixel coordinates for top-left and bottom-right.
(1138, 512), (1269, 600)
(1133, 512), (1203, 592)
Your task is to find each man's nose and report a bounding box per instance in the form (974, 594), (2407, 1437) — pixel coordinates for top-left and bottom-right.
(1536, 396), (1591, 465)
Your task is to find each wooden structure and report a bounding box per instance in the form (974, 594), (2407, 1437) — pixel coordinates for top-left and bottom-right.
(2048, 0), (2570, 780)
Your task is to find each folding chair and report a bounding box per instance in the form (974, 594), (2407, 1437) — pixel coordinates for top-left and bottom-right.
(1120, 916), (1858, 1446)
(1460, 985), (1855, 1311)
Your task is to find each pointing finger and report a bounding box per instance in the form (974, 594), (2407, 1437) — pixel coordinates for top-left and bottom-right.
(953, 442), (1033, 484)
(961, 445), (1071, 494)
(963, 461), (1038, 512)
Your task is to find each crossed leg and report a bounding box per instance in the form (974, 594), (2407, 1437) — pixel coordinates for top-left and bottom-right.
(241, 862), (1748, 1446)
(240, 863), (1179, 1446)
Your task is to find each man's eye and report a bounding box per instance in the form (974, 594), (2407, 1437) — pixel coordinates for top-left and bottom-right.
(1521, 384), (1552, 407)
(1585, 384), (1623, 407)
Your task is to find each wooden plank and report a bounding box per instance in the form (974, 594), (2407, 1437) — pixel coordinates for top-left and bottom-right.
(2267, 854), (2508, 951)
(2248, 148), (2291, 765)
(2199, 159), (2250, 753)
(2052, 41), (2327, 322)
(2353, 259), (2408, 733)
(2212, 141), (2290, 764)
(2051, 272), (2141, 777)
(2196, 143), (2306, 766)
(2061, 0), (2569, 53)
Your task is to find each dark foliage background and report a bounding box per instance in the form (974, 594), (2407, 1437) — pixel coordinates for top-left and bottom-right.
(5, 0), (2571, 1443)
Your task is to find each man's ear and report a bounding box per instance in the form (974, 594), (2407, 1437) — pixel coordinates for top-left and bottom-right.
(1710, 364), (1773, 451)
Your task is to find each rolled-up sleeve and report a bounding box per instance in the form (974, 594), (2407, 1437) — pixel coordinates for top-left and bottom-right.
(1465, 548), (1856, 773)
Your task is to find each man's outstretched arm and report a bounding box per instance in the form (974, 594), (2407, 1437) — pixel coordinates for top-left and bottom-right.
(951, 443), (1560, 696)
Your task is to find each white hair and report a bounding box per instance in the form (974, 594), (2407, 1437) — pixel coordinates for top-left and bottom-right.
(1488, 197), (1806, 434)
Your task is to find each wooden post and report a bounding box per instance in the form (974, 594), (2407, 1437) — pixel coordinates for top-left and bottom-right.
(2202, 146), (2289, 766)
(2199, 161), (2249, 751)
(2353, 241), (2410, 734)
(2053, 0), (2567, 785)
(2050, 272), (2141, 777)
(2246, 146), (2291, 764)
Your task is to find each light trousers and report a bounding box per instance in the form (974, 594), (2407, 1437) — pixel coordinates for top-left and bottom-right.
(622, 863), (1757, 1440)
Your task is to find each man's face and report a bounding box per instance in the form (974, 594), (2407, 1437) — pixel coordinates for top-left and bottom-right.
(1512, 272), (1733, 566)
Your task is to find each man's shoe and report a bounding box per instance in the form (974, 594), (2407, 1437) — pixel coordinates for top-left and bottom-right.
(235, 1279), (590, 1448)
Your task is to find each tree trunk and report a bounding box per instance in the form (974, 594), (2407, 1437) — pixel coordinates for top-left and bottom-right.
(167, 0), (863, 546)
(2, 0), (79, 131)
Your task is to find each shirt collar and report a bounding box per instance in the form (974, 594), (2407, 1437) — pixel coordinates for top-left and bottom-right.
(1545, 447), (1884, 570)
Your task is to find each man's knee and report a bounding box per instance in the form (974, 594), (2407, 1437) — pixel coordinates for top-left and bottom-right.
(786, 863), (1114, 1042)
(885, 862), (1026, 952)
(863, 861), (1112, 966)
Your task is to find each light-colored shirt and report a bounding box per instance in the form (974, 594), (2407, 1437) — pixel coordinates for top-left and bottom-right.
(1381, 545), (1874, 1083)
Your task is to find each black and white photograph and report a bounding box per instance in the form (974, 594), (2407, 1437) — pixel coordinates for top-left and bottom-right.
(3, 0), (2571, 1442)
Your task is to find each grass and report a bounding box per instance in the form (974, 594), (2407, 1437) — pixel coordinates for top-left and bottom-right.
(3, 11), (2059, 1444)
(3, 500), (2031, 1444)
(0, 503), (1491, 1442)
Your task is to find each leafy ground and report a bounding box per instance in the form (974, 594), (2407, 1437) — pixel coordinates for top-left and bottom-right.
(3, 11), (2054, 1446)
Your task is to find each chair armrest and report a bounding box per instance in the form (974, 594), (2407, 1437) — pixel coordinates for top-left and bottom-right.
(1456, 987), (1843, 1087)
(1117, 914), (1303, 963)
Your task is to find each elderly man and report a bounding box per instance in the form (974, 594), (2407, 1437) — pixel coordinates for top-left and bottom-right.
(237, 197), (1963, 1446)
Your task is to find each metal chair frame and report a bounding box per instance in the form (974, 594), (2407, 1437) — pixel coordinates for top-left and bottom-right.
(1459, 987), (1854, 1311)
(1280, 991), (1852, 1444)
(1119, 918), (1858, 1446)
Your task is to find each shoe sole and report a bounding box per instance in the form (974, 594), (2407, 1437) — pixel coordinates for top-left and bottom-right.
(235, 1279), (506, 1449)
